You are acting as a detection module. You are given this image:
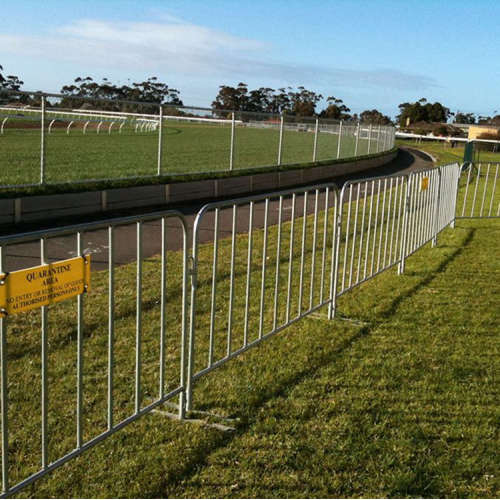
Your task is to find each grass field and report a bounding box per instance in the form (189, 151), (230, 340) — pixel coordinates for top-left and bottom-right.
(4, 198), (499, 497)
(0, 121), (377, 186)
(396, 139), (500, 165)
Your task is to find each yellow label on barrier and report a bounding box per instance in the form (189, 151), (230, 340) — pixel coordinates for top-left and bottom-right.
(0, 256), (90, 317)
(421, 177), (429, 191)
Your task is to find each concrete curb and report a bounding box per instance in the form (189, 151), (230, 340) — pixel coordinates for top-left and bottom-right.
(2, 151), (397, 224)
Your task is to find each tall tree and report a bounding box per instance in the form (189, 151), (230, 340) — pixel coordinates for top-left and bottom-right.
(319, 96), (351, 120)
(60, 76), (183, 111)
(453, 112), (476, 124)
(360, 109), (392, 125)
(397, 99), (451, 126)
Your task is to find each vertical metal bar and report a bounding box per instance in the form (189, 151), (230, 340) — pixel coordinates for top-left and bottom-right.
(258, 199), (269, 338)
(229, 112), (235, 171)
(286, 194), (296, 323)
(40, 238), (48, 469)
(389, 177), (401, 264)
(298, 192), (308, 315)
(461, 164), (473, 217)
(273, 196), (283, 330)
(243, 203), (253, 346)
(356, 182), (367, 283)
(157, 105), (163, 175)
(277, 115), (284, 166)
(178, 219), (188, 419)
(354, 122), (360, 156)
(135, 222), (142, 414)
(377, 178), (388, 271)
(319, 188), (330, 303)
(398, 177), (410, 274)
(479, 163), (491, 216)
(341, 185), (353, 291)
(367, 124), (372, 154)
(40, 95), (46, 184)
(313, 118), (319, 162)
(76, 232), (83, 449)
(488, 164), (499, 216)
(0, 246), (8, 493)
(363, 180), (375, 280)
(328, 193), (340, 320)
(336, 121), (343, 159)
(370, 180), (381, 276)
(159, 218), (167, 397)
(348, 184), (360, 288)
(471, 164), (481, 217)
(383, 178), (394, 267)
(107, 226), (114, 430)
(227, 205), (237, 355)
(309, 190), (319, 308)
(208, 209), (219, 365)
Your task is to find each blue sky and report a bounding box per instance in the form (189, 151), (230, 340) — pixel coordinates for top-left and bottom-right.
(0, 0), (499, 118)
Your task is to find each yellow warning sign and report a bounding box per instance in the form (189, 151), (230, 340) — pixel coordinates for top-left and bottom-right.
(0, 256), (90, 317)
(421, 177), (429, 191)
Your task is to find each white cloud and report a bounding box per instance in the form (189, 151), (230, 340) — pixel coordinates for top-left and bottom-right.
(0, 17), (437, 92)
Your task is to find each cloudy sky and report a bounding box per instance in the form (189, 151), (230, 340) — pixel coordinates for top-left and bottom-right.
(1, 0), (499, 118)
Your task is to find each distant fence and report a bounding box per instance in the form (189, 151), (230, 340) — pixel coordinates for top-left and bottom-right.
(0, 90), (395, 188)
(2, 161), (497, 496)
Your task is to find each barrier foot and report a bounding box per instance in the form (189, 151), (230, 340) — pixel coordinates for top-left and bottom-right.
(154, 402), (238, 432)
(153, 410), (237, 432)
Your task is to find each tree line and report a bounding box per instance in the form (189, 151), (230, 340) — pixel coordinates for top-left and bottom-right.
(1, 64), (498, 125)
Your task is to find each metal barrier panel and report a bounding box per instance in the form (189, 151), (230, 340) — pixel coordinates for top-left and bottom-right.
(438, 163), (461, 229)
(457, 163), (500, 218)
(0, 211), (188, 497)
(404, 168), (442, 258)
(335, 173), (408, 298)
(187, 183), (339, 410)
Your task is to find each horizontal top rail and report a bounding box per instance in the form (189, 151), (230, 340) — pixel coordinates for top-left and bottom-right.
(0, 209), (188, 246)
(192, 181), (339, 227)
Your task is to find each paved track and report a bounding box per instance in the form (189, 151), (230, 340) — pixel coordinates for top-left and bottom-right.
(2, 148), (434, 272)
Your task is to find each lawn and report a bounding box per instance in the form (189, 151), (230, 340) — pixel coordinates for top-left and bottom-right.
(397, 138), (500, 165)
(0, 120), (377, 186)
(3, 201), (499, 497)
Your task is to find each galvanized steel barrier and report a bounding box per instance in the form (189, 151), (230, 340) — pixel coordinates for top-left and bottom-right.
(2, 161), (495, 496)
(0, 210), (189, 497)
(457, 162), (500, 219)
(186, 183), (339, 410)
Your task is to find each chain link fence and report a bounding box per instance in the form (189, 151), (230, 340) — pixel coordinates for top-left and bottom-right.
(0, 91), (395, 188)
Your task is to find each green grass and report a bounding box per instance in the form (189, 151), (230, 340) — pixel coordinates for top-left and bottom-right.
(4, 199), (499, 497)
(397, 139), (500, 165)
(0, 121), (369, 186)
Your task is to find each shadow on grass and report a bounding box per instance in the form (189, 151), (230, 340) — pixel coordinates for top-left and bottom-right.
(150, 228), (476, 497)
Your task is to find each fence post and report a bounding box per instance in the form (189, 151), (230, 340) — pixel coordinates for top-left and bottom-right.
(313, 117), (319, 162)
(277, 114), (284, 166)
(376, 125), (381, 153)
(157, 105), (163, 176)
(354, 121), (360, 156)
(432, 169), (442, 247)
(229, 112), (235, 171)
(186, 246), (198, 413)
(450, 165), (462, 228)
(40, 94), (46, 184)
(0, 246), (9, 493)
(328, 193), (342, 320)
(398, 176), (411, 275)
(367, 124), (372, 154)
(336, 120), (343, 159)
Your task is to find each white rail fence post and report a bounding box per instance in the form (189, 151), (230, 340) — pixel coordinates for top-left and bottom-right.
(157, 105), (163, 176)
(40, 94), (46, 184)
(277, 114), (284, 166)
(229, 112), (235, 171)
